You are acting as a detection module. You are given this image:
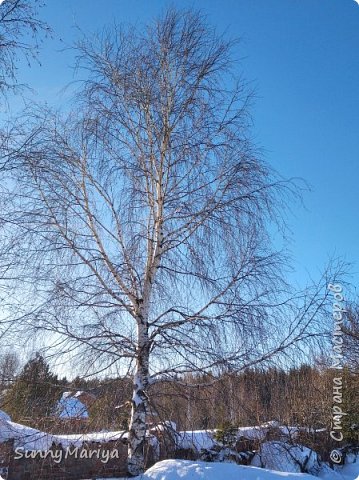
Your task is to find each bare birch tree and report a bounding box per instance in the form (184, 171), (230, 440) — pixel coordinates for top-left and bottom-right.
(0, 0), (48, 351)
(3, 9), (344, 475)
(343, 304), (359, 371)
(0, 0), (49, 97)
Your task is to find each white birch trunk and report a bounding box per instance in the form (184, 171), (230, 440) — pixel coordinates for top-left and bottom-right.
(127, 315), (150, 476)
(128, 151), (164, 475)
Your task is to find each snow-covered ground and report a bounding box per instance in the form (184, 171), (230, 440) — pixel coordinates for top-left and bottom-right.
(0, 416), (129, 450)
(175, 422), (324, 452)
(138, 459), (318, 479)
(96, 459), (359, 480)
(1, 411), (358, 480)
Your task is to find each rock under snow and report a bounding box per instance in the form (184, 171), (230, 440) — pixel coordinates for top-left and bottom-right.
(251, 441), (320, 475)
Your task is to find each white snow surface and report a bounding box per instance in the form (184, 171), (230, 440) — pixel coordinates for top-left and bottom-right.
(0, 417), (320, 454)
(251, 441), (319, 474)
(0, 415), (163, 452)
(177, 430), (216, 450)
(250, 442), (359, 480)
(0, 415), (128, 450)
(1, 417), (358, 480)
(175, 423), (319, 451)
(56, 394), (89, 419)
(61, 391), (72, 399)
(98, 459), (319, 479)
(73, 391), (85, 398)
(0, 410), (11, 422)
(95, 459), (359, 480)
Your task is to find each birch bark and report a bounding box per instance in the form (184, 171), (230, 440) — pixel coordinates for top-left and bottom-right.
(127, 314), (150, 476)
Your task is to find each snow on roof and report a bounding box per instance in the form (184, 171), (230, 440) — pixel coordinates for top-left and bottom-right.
(0, 410), (11, 422)
(61, 391), (72, 399)
(56, 396), (89, 419)
(74, 391), (84, 397)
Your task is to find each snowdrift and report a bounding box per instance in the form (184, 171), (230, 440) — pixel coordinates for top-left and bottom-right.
(139, 459), (319, 479)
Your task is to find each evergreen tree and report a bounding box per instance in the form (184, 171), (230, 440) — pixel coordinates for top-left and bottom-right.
(3, 353), (61, 422)
(214, 421), (238, 448)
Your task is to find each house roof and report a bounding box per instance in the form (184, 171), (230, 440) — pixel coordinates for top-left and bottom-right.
(56, 392), (89, 419)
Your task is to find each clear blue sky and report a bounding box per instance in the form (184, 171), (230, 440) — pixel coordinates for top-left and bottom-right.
(9, 0), (359, 290)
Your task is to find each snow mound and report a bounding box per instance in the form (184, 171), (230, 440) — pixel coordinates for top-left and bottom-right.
(176, 430), (216, 451)
(252, 441), (320, 475)
(175, 423), (316, 451)
(0, 416), (129, 450)
(340, 461), (359, 480)
(0, 419), (54, 451)
(141, 459), (318, 479)
(0, 416), (161, 452)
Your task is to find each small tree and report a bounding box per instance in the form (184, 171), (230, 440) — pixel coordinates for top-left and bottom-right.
(0, 351), (19, 389)
(3, 353), (60, 422)
(214, 421), (238, 448)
